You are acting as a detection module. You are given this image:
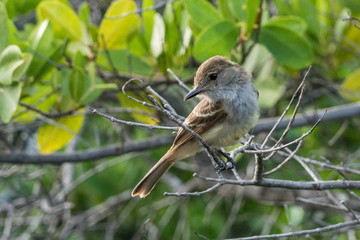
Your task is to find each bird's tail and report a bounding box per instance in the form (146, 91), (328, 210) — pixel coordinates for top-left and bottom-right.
(132, 152), (175, 198)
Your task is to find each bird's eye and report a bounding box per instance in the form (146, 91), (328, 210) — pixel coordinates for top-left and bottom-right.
(209, 73), (217, 80)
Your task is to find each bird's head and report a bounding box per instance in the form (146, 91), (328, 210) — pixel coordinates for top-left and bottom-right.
(184, 56), (252, 102)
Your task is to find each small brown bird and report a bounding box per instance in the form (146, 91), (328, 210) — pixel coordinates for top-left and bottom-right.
(132, 56), (259, 198)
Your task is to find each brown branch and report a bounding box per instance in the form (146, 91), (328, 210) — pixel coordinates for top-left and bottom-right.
(0, 135), (174, 164)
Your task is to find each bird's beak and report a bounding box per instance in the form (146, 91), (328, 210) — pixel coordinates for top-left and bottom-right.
(184, 87), (203, 101)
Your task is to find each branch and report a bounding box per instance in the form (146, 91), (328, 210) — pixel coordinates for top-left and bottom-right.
(343, 14), (360, 30)
(90, 107), (178, 131)
(19, 102), (81, 119)
(196, 177), (360, 191)
(0, 135), (174, 164)
(226, 219), (360, 240)
(253, 101), (360, 134)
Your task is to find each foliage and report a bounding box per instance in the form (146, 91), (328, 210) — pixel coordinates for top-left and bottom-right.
(0, 0), (360, 239)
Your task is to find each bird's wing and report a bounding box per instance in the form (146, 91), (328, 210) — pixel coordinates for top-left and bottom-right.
(172, 99), (228, 149)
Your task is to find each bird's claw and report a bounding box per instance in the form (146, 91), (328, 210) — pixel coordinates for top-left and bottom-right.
(215, 161), (226, 172)
(218, 150), (235, 170)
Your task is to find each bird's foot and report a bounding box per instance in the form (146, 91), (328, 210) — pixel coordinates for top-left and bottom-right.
(215, 160), (226, 172)
(217, 150), (235, 170)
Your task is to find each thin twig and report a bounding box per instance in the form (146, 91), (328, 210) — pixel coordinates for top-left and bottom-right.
(167, 68), (191, 91)
(245, 111), (325, 154)
(226, 219), (360, 240)
(263, 140), (303, 176)
(340, 200), (360, 222)
(261, 66), (311, 149)
(263, 80), (306, 160)
(19, 102), (80, 119)
(164, 183), (222, 197)
(90, 107), (177, 131)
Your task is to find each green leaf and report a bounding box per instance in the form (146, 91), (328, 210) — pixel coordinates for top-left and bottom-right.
(37, 1), (82, 41)
(143, 0), (155, 45)
(0, 45), (24, 85)
(259, 25), (314, 69)
(265, 16), (307, 35)
(194, 21), (239, 62)
(13, 0), (42, 14)
(227, 0), (247, 22)
(340, 69), (360, 102)
(97, 49), (153, 76)
(69, 67), (86, 103)
(246, 0), (260, 34)
(60, 69), (81, 112)
(164, 1), (182, 55)
(14, 85), (57, 123)
(13, 52), (32, 81)
(184, 0), (221, 30)
(0, 2), (8, 52)
(80, 62), (117, 105)
(74, 51), (86, 68)
(27, 20), (54, 78)
(98, 0), (141, 49)
(37, 114), (84, 154)
(0, 83), (22, 123)
(78, 2), (91, 25)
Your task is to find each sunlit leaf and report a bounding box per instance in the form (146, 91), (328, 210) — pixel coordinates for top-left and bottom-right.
(0, 2), (8, 52)
(259, 24), (314, 69)
(194, 21), (239, 62)
(37, 0), (82, 41)
(151, 13), (165, 58)
(14, 85), (57, 123)
(184, 0), (221, 30)
(37, 114), (85, 154)
(27, 20), (54, 78)
(0, 82), (21, 123)
(340, 69), (360, 102)
(143, 0), (155, 45)
(0, 45), (24, 85)
(78, 2), (91, 25)
(98, 0), (141, 49)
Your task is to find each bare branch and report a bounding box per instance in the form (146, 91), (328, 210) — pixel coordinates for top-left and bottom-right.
(19, 101), (81, 119)
(261, 66), (310, 148)
(90, 107), (178, 131)
(0, 135), (174, 164)
(226, 219), (360, 240)
(263, 141), (303, 176)
(167, 68), (191, 92)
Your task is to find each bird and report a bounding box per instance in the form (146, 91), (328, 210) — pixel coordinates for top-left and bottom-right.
(131, 56), (259, 198)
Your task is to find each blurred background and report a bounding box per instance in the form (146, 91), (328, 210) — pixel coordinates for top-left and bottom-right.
(0, 0), (360, 239)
